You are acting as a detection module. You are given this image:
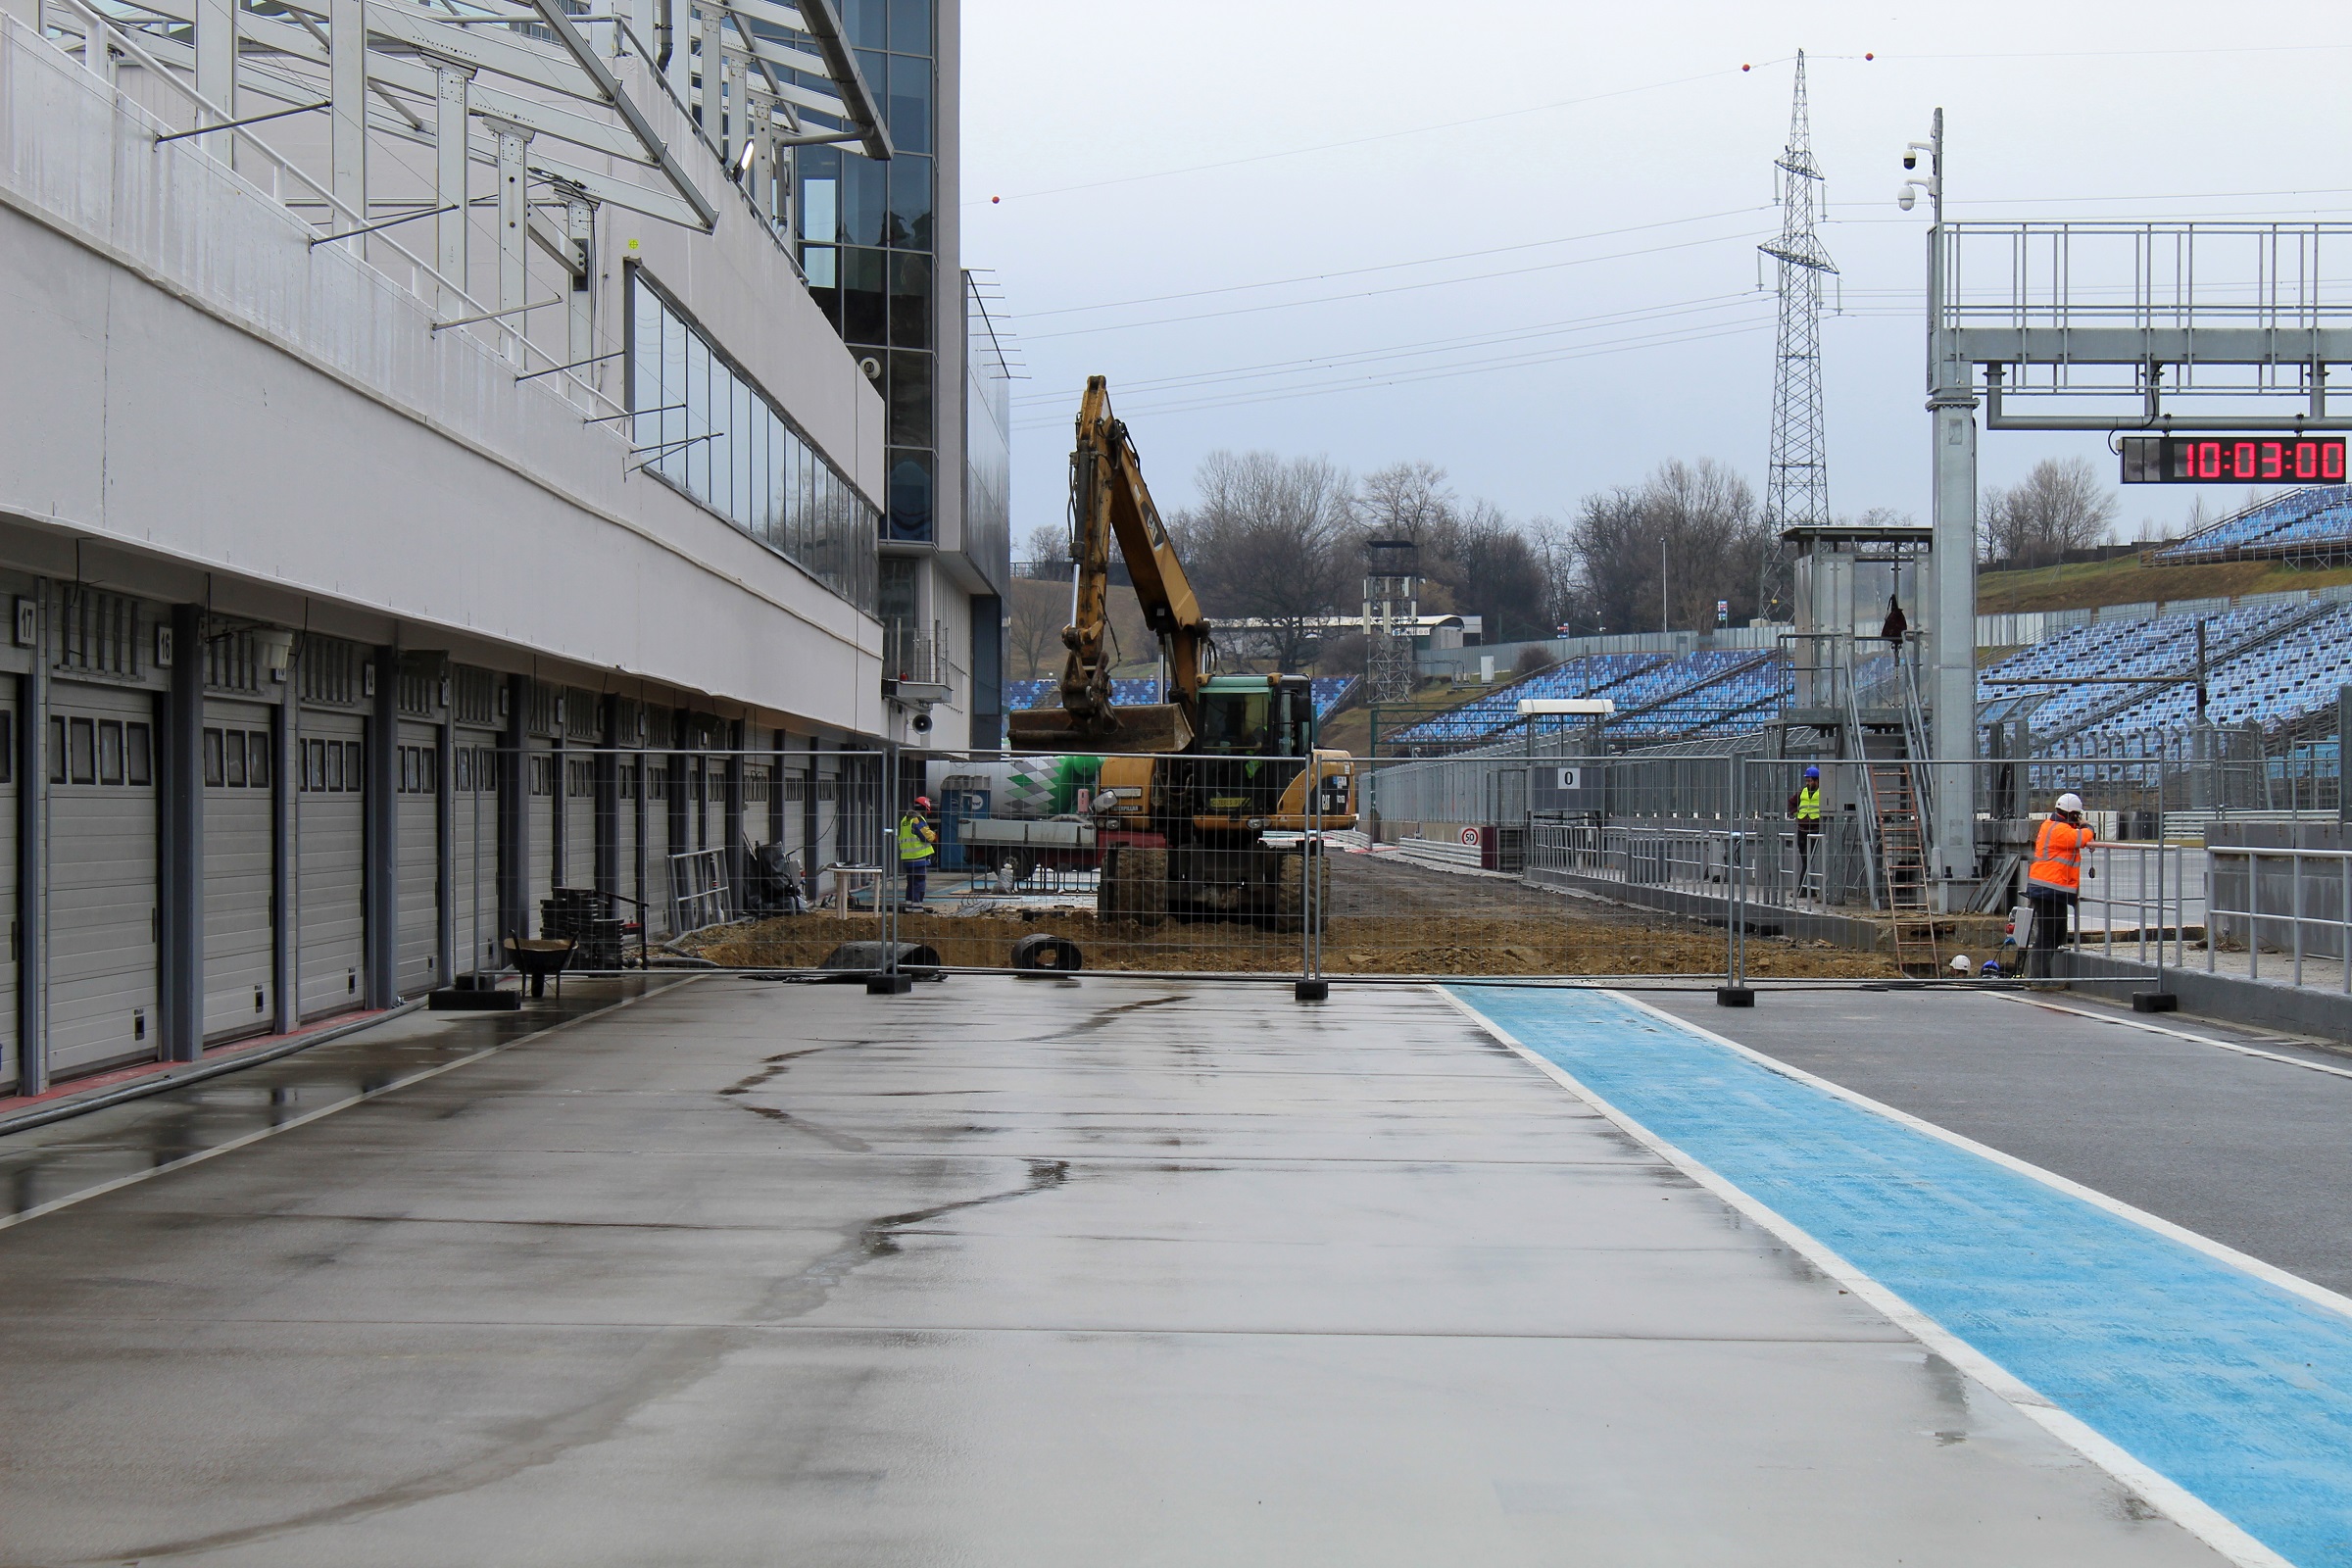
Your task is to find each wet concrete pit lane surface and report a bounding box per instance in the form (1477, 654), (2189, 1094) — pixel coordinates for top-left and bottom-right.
(0, 976), (2229, 1566)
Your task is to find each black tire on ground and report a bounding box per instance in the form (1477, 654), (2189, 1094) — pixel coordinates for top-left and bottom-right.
(1009, 931), (1084, 972)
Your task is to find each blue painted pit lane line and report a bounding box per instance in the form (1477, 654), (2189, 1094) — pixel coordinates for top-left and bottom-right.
(1446, 984), (2352, 1568)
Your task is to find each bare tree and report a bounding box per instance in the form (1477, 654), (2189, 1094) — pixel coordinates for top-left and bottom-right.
(1005, 577), (1069, 678)
(1021, 521), (1067, 579)
(1568, 459), (1770, 634)
(1979, 457), (2120, 566)
(1172, 451), (1354, 671)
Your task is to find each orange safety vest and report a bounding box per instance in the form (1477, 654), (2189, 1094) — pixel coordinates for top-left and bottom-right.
(2028, 815), (2093, 895)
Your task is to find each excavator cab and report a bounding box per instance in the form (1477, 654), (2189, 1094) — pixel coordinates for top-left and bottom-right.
(1196, 674), (1315, 759)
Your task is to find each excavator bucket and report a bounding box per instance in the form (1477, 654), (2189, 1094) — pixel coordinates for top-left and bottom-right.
(1006, 703), (1194, 756)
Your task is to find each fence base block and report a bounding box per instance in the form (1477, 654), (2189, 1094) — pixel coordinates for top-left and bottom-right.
(1715, 985), (1757, 1008)
(1295, 979), (1330, 1003)
(2132, 991), (2180, 1013)
(865, 973), (914, 995)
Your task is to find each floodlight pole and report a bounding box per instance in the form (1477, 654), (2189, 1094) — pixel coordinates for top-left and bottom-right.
(1920, 107), (1981, 908)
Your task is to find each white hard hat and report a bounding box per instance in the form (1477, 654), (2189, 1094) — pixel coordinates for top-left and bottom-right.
(2055, 793), (2083, 813)
(1949, 954), (1972, 974)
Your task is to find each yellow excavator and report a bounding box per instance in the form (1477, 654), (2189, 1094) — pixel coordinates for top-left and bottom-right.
(1007, 376), (1354, 928)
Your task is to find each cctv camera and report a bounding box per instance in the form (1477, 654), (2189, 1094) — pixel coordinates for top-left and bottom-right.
(859, 357), (881, 380)
(1896, 188), (1917, 212)
(1902, 152), (1916, 171)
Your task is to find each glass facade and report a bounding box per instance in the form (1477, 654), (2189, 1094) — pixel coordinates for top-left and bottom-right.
(798, 0), (935, 542)
(628, 268), (880, 614)
(964, 273), (1011, 595)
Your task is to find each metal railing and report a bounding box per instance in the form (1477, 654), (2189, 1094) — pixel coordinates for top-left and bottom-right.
(2079, 842), (2205, 969)
(2206, 845), (2352, 991)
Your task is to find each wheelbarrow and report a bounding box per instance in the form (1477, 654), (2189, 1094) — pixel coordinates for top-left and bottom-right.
(503, 935), (576, 999)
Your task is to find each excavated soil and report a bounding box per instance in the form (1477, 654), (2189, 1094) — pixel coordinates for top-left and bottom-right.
(684, 851), (1902, 979)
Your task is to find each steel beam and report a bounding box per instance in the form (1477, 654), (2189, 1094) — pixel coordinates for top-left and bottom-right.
(328, 0), (366, 229)
(565, 192), (596, 407)
(1951, 327), (2352, 367)
(495, 120), (531, 360)
(194, 0), (235, 164)
(435, 65), (471, 315)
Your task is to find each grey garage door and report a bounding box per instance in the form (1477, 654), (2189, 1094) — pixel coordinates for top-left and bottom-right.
(202, 700), (275, 1042)
(296, 708), (367, 1019)
(48, 682), (158, 1077)
(451, 729), (499, 977)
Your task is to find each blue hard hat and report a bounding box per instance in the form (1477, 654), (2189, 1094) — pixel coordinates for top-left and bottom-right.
(1981, 959), (2001, 977)
(1803, 765), (1820, 779)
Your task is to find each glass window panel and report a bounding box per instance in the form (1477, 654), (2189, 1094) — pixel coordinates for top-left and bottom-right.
(98, 719), (122, 784)
(887, 448), (933, 542)
(801, 175), (838, 245)
(886, 153), (932, 252)
(661, 305), (689, 484)
(766, 413), (787, 544)
(224, 729), (246, 787)
(842, 246), (886, 344)
(248, 732), (269, 789)
(887, 53), (931, 154)
(707, 366), (735, 521)
(685, 332), (712, 500)
(888, 348), (931, 448)
(68, 717), (93, 784)
(887, 0), (928, 53)
(734, 374), (756, 527)
(632, 273), (664, 454)
(127, 722), (151, 786)
(326, 738), (344, 792)
(839, 151), (885, 246)
(347, 740), (364, 793)
(889, 251), (931, 348)
(202, 727), (223, 789)
(48, 716), (61, 782)
(843, 0), (881, 48)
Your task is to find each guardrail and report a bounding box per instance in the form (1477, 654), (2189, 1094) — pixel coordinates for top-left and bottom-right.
(2206, 845), (2352, 990)
(2080, 842), (2206, 968)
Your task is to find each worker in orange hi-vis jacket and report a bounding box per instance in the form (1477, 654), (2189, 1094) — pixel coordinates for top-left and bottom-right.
(2025, 792), (2093, 979)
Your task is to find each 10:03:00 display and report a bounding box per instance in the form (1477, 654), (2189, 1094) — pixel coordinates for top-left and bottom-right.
(2120, 435), (2347, 483)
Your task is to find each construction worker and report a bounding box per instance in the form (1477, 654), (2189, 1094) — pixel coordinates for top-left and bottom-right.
(898, 795), (939, 909)
(1788, 764), (1824, 893)
(2025, 791), (2093, 978)
(1881, 595), (1908, 650)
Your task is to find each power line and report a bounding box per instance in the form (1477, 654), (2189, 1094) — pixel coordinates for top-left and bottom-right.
(1020, 225), (1769, 342)
(1020, 205), (1771, 318)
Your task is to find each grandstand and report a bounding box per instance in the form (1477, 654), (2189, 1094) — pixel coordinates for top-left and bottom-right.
(1390, 650), (1793, 750)
(2152, 484), (2352, 564)
(1001, 676), (1357, 723)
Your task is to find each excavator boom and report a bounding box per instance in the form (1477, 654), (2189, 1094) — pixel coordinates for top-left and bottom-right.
(1007, 376), (1211, 754)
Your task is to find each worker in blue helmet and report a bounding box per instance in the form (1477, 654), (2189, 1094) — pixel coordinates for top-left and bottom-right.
(1788, 764), (1824, 894)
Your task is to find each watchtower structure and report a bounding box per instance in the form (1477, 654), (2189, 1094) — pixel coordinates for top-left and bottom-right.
(1362, 538), (1421, 704)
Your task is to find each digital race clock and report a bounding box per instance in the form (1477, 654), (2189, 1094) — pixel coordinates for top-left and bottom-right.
(2120, 435), (2347, 484)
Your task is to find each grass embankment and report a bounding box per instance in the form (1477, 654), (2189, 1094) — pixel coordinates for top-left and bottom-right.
(1977, 554), (2352, 614)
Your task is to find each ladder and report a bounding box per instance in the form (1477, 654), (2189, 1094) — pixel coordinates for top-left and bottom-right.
(1864, 756), (1940, 974)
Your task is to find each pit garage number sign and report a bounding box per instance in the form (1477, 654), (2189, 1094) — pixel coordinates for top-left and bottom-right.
(2120, 435), (2346, 484)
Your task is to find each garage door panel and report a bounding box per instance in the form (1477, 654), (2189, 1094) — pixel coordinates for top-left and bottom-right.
(297, 709), (366, 1021)
(49, 684), (157, 1078)
(395, 721), (440, 995)
(204, 701), (275, 1042)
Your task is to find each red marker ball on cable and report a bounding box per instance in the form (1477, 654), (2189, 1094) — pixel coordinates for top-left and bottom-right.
(1740, 63), (1750, 72)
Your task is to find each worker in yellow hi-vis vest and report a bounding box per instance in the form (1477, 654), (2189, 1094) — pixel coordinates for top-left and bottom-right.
(1788, 764), (1824, 893)
(898, 796), (939, 909)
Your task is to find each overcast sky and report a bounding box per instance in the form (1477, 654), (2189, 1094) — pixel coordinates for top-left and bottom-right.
(960, 1), (2352, 551)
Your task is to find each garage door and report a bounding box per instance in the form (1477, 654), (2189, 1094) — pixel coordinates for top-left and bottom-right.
(203, 700), (275, 1042)
(0, 694), (20, 1091)
(643, 756), (674, 937)
(613, 753), (640, 912)
(395, 720), (440, 995)
(524, 744), (554, 936)
(451, 730), (499, 977)
(564, 752), (594, 892)
(296, 708), (367, 1019)
(48, 682), (158, 1077)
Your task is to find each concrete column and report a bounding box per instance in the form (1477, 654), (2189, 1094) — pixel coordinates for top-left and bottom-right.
(1928, 394), (1979, 903)
(159, 604), (204, 1061)
(593, 695), (618, 898)
(723, 718), (745, 907)
(272, 667), (298, 1034)
(17, 585), (48, 1095)
(328, 0), (367, 231)
(434, 66), (470, 315)
(365, 647), (397, 1006)
(496, 675), (526, 953)
(436, 688), (455, 989)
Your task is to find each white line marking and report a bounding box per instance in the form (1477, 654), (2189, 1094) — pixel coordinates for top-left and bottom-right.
(1436, 984), (2294, 1568)
(1995, 991), (2352, 1082)
(0, 980), (692, 1236)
